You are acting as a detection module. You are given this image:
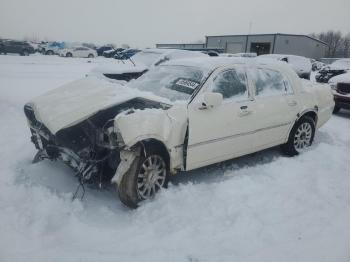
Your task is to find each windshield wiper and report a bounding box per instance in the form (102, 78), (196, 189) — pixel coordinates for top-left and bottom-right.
(128, 57), (136, 67)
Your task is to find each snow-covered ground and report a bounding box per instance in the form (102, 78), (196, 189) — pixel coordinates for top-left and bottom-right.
(1, 55), (350, 262)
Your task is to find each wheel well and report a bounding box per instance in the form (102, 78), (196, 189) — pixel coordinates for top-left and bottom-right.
(300, 111), (317, 124)
(137, 139), (170, 169)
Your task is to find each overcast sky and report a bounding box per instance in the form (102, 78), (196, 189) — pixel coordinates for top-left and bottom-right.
(0, 0), (349, 47)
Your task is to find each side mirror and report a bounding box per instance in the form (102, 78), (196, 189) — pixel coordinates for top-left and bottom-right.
(199, 92), (223, 110)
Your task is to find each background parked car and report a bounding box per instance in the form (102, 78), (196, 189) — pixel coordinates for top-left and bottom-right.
(311, 59), (325, 71)
(329, 72), (350, 113)
(258, 54), (312, 79)
(97, 45), (114, 56)
(0, 40), (35, 56)
(114, 49), (140, 60)
(220, 52), (257, 58)
(43, 42), (65, 55)
(103, 48), (124, 58)
(58, 46), (97, 58)
(316, 58), (350, 83)
(91, 48), (208, 81)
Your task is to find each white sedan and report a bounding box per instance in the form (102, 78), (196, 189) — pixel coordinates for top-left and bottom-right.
(24, 57), (334, 208)
(58, 46), (97, 58)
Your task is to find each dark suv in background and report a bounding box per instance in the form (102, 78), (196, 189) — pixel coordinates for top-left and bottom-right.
(0, 40), (35, 56)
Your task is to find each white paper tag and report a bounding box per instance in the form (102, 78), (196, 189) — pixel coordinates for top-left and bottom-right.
(175, 79), (199, 89)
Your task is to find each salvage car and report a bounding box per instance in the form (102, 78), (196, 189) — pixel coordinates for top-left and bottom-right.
(258, 54), (312, 79)
(58, 46), (97, 58)
(91, 48), (208, 82)
(316, 58), (350, 83)
(329, 72), (350, 113)
(311, 59), (325, 71)
(24, 57), (334, 208)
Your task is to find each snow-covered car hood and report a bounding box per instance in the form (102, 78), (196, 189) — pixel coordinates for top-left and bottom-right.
(329, 72), (350, 84)
(90, 64), (147, 75)
(27, 76), (170, 134)
(329, 64), (350, 71)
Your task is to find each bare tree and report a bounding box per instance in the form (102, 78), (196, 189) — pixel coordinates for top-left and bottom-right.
(311, 30), (350, 58)
(320, 30), (342, 57)
(341, 33), (350, 57)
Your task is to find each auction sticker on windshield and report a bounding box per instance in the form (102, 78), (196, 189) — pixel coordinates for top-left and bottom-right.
(175, 79), (200, 90)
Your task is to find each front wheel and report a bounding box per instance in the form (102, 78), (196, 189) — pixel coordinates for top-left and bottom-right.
(88, 53), (94, 58)
(281, 116), (315, 156)
(117, 149), (169, 208)
(66, 52), (72, 57)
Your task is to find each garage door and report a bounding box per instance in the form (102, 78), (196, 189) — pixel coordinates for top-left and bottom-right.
(226, 42), (244, 53)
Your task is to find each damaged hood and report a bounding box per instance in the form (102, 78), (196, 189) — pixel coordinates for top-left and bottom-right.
(27, 76), (171, 134)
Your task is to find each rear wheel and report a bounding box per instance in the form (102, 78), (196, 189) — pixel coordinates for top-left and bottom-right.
(117, 148), (169, 208)
(66, 52), (72, 57)
(281, 116), (315, 156)
(46, 50), (54, 55)
(21, 49), (29, 56)
(88, 53), (94, 58)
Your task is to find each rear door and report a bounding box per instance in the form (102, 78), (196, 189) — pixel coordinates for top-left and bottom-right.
(186, 66), (257, 170)
(74, 47), (85, 57)
(247, 67), (300, 148)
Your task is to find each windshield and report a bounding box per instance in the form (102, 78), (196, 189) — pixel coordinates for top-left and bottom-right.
(131, 51), (163, 67)
(128, 65), (208, 102)
(331, 59), (350, 69)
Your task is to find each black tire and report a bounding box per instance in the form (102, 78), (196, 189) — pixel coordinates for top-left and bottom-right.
(88, 53), (94, 58)
(333, 105), (341, 114)
(66, 52), (72, 57)
(281, 116), (315, 156)
(46, 50), (54, 55)
(21, 49), (29, 56)
(117, 147), (169, 208)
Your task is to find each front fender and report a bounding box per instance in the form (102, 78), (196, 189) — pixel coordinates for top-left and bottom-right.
(114, 108), (172, 148)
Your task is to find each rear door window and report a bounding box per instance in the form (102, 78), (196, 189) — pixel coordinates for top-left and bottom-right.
(250, 68), (292, 97)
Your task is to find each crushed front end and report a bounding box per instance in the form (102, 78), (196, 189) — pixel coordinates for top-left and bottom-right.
(24, 104), (121, 185)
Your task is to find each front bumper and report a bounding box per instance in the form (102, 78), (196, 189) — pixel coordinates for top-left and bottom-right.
(24, 105), (100, 180)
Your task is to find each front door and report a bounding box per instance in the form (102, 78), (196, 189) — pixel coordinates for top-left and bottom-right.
(186, 67), (257, 170)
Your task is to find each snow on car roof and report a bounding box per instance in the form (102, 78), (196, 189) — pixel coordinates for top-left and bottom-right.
(164, 56), (288, 71)
(141, 48), (205, 56)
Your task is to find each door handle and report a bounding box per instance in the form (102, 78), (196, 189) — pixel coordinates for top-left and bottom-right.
(288, 100), (297, 107)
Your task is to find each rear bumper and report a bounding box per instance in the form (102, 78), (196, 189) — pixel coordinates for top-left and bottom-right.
(334, 94), (350, 109)
(334, 95), (350, 109)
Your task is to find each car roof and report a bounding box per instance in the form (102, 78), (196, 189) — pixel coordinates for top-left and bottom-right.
(259, 54), (308, 60)
(164, 57), (267, 70)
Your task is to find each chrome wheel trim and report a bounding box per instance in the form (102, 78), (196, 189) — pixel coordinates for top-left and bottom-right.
(294, 122), (312, 152)
(137, 155), (166, 200)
